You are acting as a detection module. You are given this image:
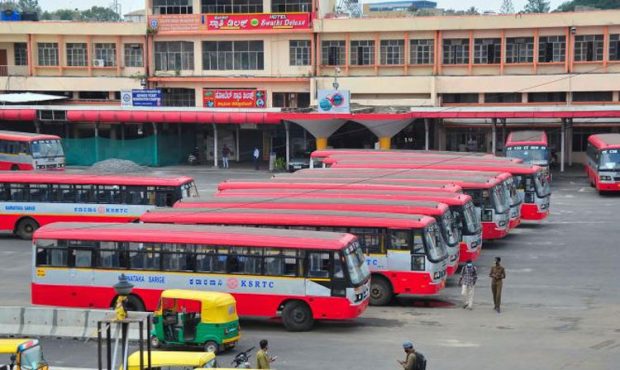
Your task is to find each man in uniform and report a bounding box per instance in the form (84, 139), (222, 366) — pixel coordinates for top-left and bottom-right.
(489, 256), (506, 313)
(398, 341), (416, 370)
(256, 339), (276, 369)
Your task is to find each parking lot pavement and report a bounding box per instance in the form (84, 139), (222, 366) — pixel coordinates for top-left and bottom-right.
(3, 167), (620, 369)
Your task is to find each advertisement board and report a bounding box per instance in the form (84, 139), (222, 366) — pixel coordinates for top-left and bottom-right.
(121, 89), (162, 107)
(203, 89), (267, 108)
(148, 13), (310, 33)
(317, 90), (350, 113)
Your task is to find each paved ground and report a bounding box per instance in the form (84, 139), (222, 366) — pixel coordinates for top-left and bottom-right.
(1, 165), (619, 369)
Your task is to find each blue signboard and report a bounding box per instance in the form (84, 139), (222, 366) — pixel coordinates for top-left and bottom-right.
(131, 89), (161, 107)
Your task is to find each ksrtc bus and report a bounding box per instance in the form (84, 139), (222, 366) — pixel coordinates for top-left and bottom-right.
(0, 130), (64, 170)
(586, 134), (620, 193)
(505, 131), (549, 169)
(140, 207), (449, 306)
(214, 188), (482, 263)
(217, 180), (462, 194)
(32, 223), (370, 331)
(0, 173), (198, 239)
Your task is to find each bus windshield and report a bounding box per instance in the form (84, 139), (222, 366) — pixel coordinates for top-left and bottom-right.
(599, 149), (620, 170)
(492, 186), (508, 214)
(440, 212), (459, 247)
(344, 241), (370, 286)
(533, 172), (551, 197)
(20, 345), (46, 370)
(462, 202), (480, 234)
(506, 146), (549, 163)
(424, 224), (447, 263)
(31, 140), (64, 158)
(506, 178), (522, 206)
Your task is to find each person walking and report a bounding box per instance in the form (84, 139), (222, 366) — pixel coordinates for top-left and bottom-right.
(397, 341), (416, 370)
(256, 339), (276, 369)
(489, 256), (506, 313)
(253, 146), (260, 170)
(459, 260), (477, 310)
(221, 144), (231, 169)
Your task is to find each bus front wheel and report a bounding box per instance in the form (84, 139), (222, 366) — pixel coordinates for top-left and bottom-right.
(282, 301), (314, 332)
(370, 276), (393, 306)
(15, 218), (39, 240)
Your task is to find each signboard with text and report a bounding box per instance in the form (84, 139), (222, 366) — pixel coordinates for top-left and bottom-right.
(317, 90), (350, 113)
(121, 89), (162, 107)
(203, 89), (267, 108)
(148, 13), (310, 33)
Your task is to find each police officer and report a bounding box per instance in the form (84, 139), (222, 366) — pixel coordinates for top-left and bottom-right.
(489, 257), (506, 313)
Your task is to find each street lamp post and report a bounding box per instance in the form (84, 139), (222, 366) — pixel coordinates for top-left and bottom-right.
(332, 67), (341, 90)
(113, 274), (134, 321)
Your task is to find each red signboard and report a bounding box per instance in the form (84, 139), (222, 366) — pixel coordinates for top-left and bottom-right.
(206, 13), (310, 31)
(149, 13), (310, 33)
(203, 89), (267, 108)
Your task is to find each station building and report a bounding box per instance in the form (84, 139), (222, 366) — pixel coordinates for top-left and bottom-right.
(1, 1), (620, 168)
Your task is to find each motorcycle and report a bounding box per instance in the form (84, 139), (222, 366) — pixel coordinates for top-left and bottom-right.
(231, 347), (255, 369)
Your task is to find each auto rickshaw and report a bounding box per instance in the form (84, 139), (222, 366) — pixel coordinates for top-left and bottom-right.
(0, 339), (48, 370)
(125, 350), (216, 370)
(150, 290), (240, 353)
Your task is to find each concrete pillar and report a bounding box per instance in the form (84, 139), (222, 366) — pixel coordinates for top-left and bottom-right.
(236, 125), (240, 162)
(568, 120), (573, 166)
(424, 119), (430, 151)
(34, 121), (41, 134)
(290, 119), (347, 150)
(378, 137), (391, 150)
(560, 119), (565, 173)
(316, 137), (328, 150)
(491, 118), (497, 155)
(285, 121), (290, 167)
(212, 124), (218, 168)
(94, 123), (100, 162)
(152, 123), (159, 166)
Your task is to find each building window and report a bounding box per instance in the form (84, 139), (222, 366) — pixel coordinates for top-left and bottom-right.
(153, 0), (193, 14)
(442, 39), (469, 65)
(66, 43), (87, 67)
(124, 44), (144, 67)
(474, 38), (501, 64)
(203, 41), (264, 70)
(202, 0), (262, 13)
(538, 35), (566, 63)
(155, 41), (194, 71)
(162, 88), (196, 107)
(484, 93), (522, 103)
(528, 92), (566, 103)
(572, 91), (613, 102)
(505, 37), (534, 64)
(350, 40), (375, 66)
(94, 43), (116, 67)
(272, 0), (311, 12)
(442, 93), (478, 104)
(37, 43), (58, 66)
(410, 39), (433, 65)
(609, 34), (620, 61)
(321, 40), (345, 66)
(380, 39), (404, 65)
(289, 40), (310, 66)
(14, 43), (27, 66)
(574, 35), (603, 62)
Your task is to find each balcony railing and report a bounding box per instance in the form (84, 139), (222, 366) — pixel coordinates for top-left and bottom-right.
(0, 65), (29, 77)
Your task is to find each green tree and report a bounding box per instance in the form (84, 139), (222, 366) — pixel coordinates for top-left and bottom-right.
(500, 0), (516, 13)
(465, 6), (480, 14)
(556, 0), (620, 12)
(80, 6), (121, 22)
(18, 0), (41, 14)
(524, 0), (551, 12)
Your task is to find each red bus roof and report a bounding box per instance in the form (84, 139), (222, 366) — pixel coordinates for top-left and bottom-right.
(328, 160), (540, 175)
(587, 133), (620, 150)
(141, 207), (437, 229)
(0, 130), (60, 142)
(322, 155), (518, 165)
(288, 168), (512, 182)
(34, 222), (356, 250)
(311, 149), (503, 159)
(174, 197), (450, 216)
(0, 172), (195, 186)
(215, 188), (473, 206)
(217, 180), (462, 193)
(505, 130), (548, 147)
(272, 176), (500, 190)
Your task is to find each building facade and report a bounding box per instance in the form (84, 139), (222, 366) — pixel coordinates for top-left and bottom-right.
(1, 1), (620, 166)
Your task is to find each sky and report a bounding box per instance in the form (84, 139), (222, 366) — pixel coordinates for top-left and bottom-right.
(39, 0), (569, 14)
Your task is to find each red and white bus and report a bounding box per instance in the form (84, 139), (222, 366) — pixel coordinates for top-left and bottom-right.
(272, 174), (510, 240)
(0, 130), (65, 170)
(505, 130), (550, 169)
(215, 188), (483, 263)
(586, 134), (620, 192)
(218, 180), (462, 194)
(0, 173), (198, 239)
(33, 222), (370, 331)
(326, 157), (550, 221)
(176, 196), (462, 274)
(140, 207), (448, 306)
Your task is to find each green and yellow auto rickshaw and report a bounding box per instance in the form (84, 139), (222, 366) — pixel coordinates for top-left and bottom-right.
(150, 290), (240, 353)
(0, 339), (48, 370)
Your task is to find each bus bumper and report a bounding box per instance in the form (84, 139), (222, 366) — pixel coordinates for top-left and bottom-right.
(459, 241), (481, 263)
(596, 182), (620, 191)
(389, 272), (446, 295)
(482, 222), (508, 240)
(521, 203), (550, 220)
(509, 217), (522, 229)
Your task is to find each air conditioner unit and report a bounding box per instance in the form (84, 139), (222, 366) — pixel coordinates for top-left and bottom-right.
(93, 59), (105, 67)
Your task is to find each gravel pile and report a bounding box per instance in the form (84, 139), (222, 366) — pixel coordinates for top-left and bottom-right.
(89, 159), (147, 173)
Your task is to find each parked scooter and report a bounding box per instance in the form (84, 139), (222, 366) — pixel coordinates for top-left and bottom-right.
(188, 147), (200, 165)
(231, 347), (255, 368)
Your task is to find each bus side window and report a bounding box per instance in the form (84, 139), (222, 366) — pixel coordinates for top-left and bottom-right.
(389, 230), (412, 251)
(350, 227), (382, 254)
(76, 185), (94, 203)
(0, 184), (9, 201)
(237, 247), (262, 275)
(307, 252), (330, 278)
(412, 232), (425, 254)
(333, 252), (344, 279)
(9, 183), (26, 202)
(28, 184), (50, 202)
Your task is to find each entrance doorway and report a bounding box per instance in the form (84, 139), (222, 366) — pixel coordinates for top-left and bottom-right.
(0, 50), (7, 76)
